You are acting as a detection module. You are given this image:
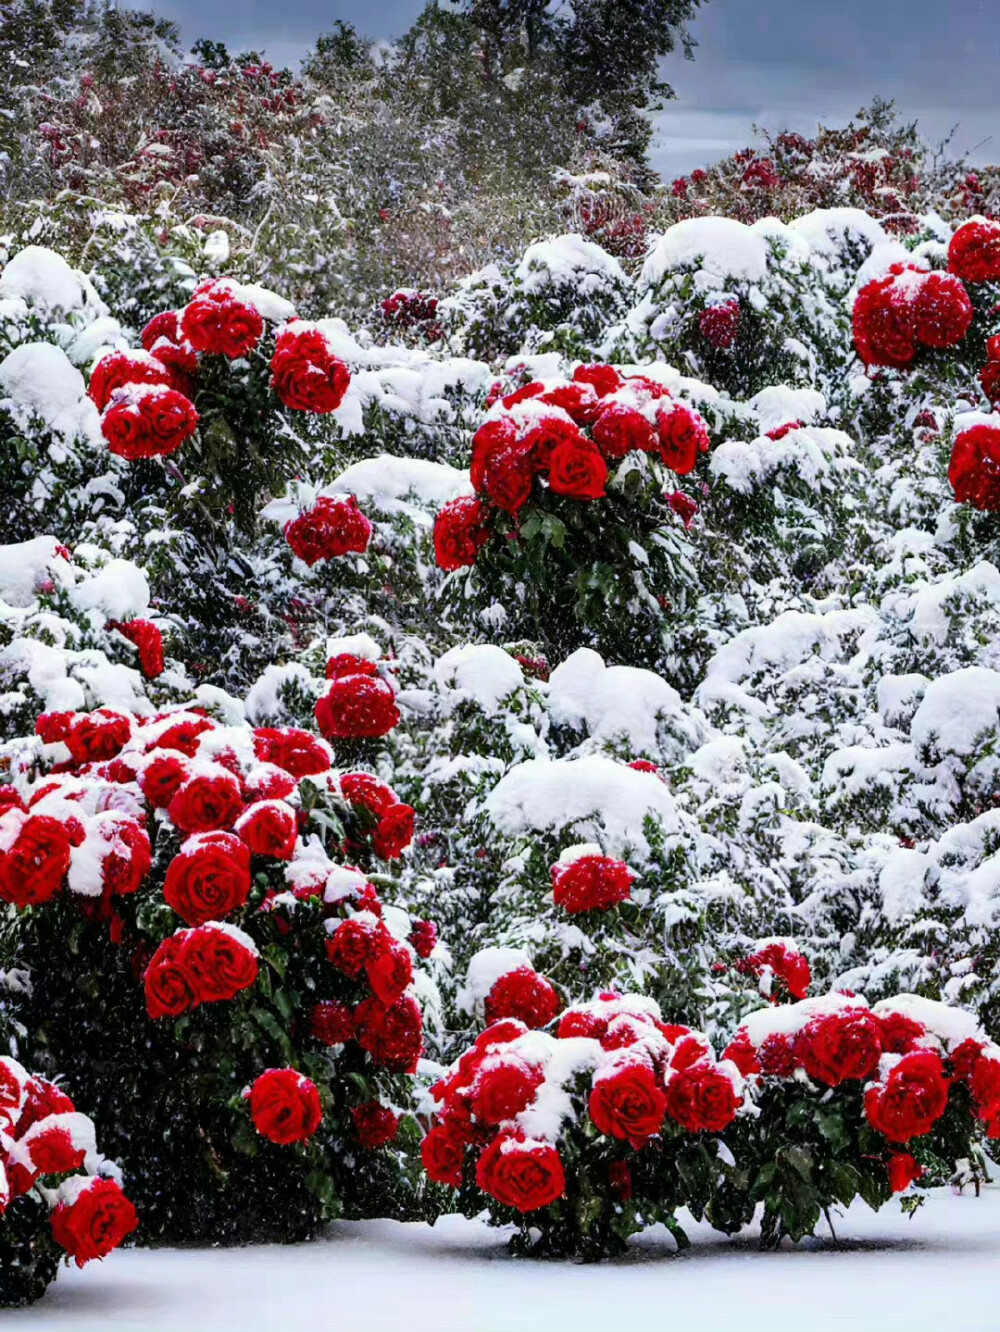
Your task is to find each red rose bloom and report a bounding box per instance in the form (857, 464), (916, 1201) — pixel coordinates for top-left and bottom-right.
(326, 916), (379, 977)
(253, 726), (331, 778)
(0, 814), (72, 907)
(664, 1061), (741, 1132)
(139, 753), (191, 809)
(949, 425), (1000, 511)
(247, 1068), (322, 1144)
(315, 674), (400, 740)
(547, 434), (608, 500)
(433, 495), (491, 571)
(911, 271), (973, 348)
(948, 219), (1000, 283)
(470, 1056), (543, 1126)
(699, 299), (740, 349)
(470, 417), (518, 493)
(970, 1054), (1000, 1121)
(722, 1031), (761, 1077)
(66, 710), (132, 766)
(236, 800), (298, 860)
(365, 934), (414, 1007)
(864, 1050), (950, 1142)
(354, 993), (423, 1071)
(109, 618), (165, 678)
(351, 1101), (400, 1149)
(484, 968), (559, 1030)
(852, 269), (917, 368)
(326, 653), (379, 681)
(309, 999), (355, 1046)
(795, 1009), (882, 1086)
(550, 853), (634, 914)
(141, 309), (198, 375)
(35, 711), (75, 744)
(271, 325), (351, 413)
(181, 284), (264, 358)
(758, 1033), (797, 1077)
(372, 803), (415, 860)
(877, 1011), (926, 1055)
(144, 932), (198, 1019)
(50, 1178), (138, 1267)
(284, 495), (372, 566)
(26, 1123), (87, 1176)
(742, 942), (812, 1002)
(168, 770), (243, 834)
(573, 363), (623, 397)
(592, 404), (657, 459)
(409, 919), (438, 959)
(666, 489), (699, 528)
(539, 384), (600, 425)
(980, 361), (1000, 405)
(340, 771), (397, 815)
(475, 1133), (566, 1212)
(101, 385), (199, 460)
(88, 350), (172, 410)
(887, 1152), (924, 1193)
(96, 816), (151, 898)
(481, 439), (535, 514)
(421, 1122), (466, 1187)
(588, 1058), (667, 1148)
(522, 417), (586, 470)
(163, 831), (252, 926)
(182, 923), (259, 1004)
(657, 404), (710, 474)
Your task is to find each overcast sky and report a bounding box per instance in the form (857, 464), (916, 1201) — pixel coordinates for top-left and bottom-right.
(151, 0), (1000, 176)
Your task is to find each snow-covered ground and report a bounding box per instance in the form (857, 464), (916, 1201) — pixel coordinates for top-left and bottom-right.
(12, 1188), (1000, 1332)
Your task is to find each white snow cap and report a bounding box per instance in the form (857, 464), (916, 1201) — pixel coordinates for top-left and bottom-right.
(434, 645), (524, 713)
(643, 217), (769, 285)
(0, 245), (104, 317)
(459, 946), (533, 1012)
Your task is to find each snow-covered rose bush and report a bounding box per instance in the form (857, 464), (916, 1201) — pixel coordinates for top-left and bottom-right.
(421, 994), (745, 1258)
(0, 690), (437, 1245)
(0, 1055), (136, 1307)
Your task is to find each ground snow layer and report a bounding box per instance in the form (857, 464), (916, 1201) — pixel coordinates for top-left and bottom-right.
(11, 1187), (1000, 1332)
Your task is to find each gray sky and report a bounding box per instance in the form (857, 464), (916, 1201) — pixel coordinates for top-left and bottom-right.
(152, 0), (1000, 176)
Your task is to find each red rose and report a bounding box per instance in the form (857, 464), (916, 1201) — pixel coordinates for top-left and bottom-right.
(522, 417), (586, 470)
(253, 727), (331, 778)
(657, 404), (710, 475)
(795, 1009), (882, 1086)
(971, 1054), (1000, 1121)
(470, 1055), (543, 1126)
(16, 1077), (75, 1136)
(309, 999), (355, 1046)
(911, 271), (973, 348)
(502, 383), (546, 409)
(948, 219), (1000, 283)
(93, 815), (151, 898)
(365, 934), (414, 1006)
(236, 800), (298, 860)
(66, 710), (132, 766)
(551, 853), (634, 914)
(315, 674), (400, 740)
(484, 968), (559, 1030)
(50, 1178), (138, 1267)
(852, 268), (918, 368)
(538, 384), (600, 425)
(139, 753), (191, 808)
(284, 495), (372, 566)
(354, 993), (423, 1071)
(101, 386), (199, 460)
(591, 404), (657, 459)
(167, 770), (243, 834)
(877, 1011), (926, 1055)
(547, 434), (607, 500)
(109, 618), (165, 678)
(181, 284), (264, 358)
(722, 1031), (760, 1077)
(163, 831), (252, 926)
(475, 1133), (565, 1212)
(150, 715), (214, 756)
(422, 1123), (466, 1187)
(372, 803), (415, 860)
(887, 1151), (924, 1193)
(588, 1057), (667, 1148)
(433, 495), (491, 571)
(246, 1068), (322, 1144)
(140, 309), (198, 375)
(666, 489), (699, 528)
(327, 916), (379, 977)
(481, 439), (536, 514)
(144, 932), (198, 1019)
(271, 325), (351, 413)
(0, 814), (72, 907)
(699, 298), (740, 349)
(181, 923), (259, 1004)
(470, 416), (518, 492)
(864, 1050), (949, 1143)
(339, 771), (397, 815)
(758, 1033), (797, 1077)
(664, 1061), (741, 1132)
(949, 425), (1000, 511)
(35, 711), (75, 744)
(980, 361), (1000, 405)
(742, 942), (811, 1002)
(351, 1101), (400, 1149)
(88, 350), (172, 410)
(573, 363), (623, 397)
(409, 919), (438, 959)
(326, 653), (379, 681)
(25, 1121), (87, 1176)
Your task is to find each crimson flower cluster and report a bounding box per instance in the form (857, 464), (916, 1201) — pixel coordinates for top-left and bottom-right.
(0, 1055), (137, 1284)
(422, 994), (744, 1222)
(283, 495), (372, 567)
(948, 219), (1000, 285)
(852, 263), (973, 368)
(949, 423), (1000, 511)
(433, 365), (711, 572)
